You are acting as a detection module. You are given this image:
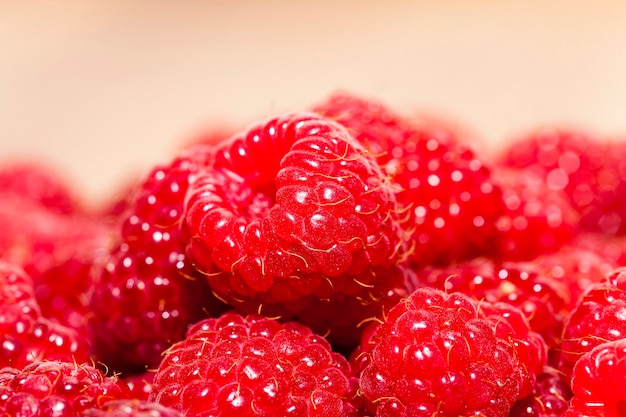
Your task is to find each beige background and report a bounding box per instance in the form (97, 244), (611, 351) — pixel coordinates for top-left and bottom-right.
(2, 1), (626, 207)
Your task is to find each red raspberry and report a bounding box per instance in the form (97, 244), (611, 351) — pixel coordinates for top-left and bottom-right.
(559, 267), (626, 381)
(532, 243), (615, 311)
(509, 366), (572, 417)
(313, 91), (504, 267)
(184, 112), (409, 347)
(0, 361), (131, 416)
(0, 162), (84, 215)
(84, 399), (182, 417)
(493, 167), (580, 261)
(352, 287), (547, 416)
(89, 145), (227, 374)
(150, 312), (358, 417)
(0, 261), (40, 319)
(500, 127), (626, 235)
(26, 218), (110, 334)
(312, 91), (414, 157)
(565, 339), (626, 417)
(415, 257), (570, 349)
(0, 261), (90, 369)
(572, 232), (626, 269)
(0, 312), (90, 369)
(0, 193), (112, 334)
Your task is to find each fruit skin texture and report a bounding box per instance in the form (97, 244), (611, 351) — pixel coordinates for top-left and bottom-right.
(352, 287), (547, 417)
(559, 267), (626, 381)
(0, 361), (131, 417)
(89, 145), (226, 374)
(313, 91), (505, 267)
(564, 339), (626, 417)
(184, 112), (409, 347)
(150, 312), (358, 417)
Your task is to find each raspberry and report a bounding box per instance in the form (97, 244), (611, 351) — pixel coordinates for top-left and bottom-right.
(531, 243), (615, 311)
(509, 366), (572, 417)
(415, 257), (570, 349)
(313, 91), (504, 267)
(559, 267), (626, 381)
(493, 167), (580, 261)
(89, 145), (227, 374)
(149, 312), (357, 417)
(0, 261), (90, 369)
(27, 218), (110, 334)
(352, 287), (547, 416)
(0, 192), (111, 334)
(0, 361), (131, 416)
(0, 162), (84, 215)
(0, 312), (90, 370)
(572, 232), (626, 269)
(565, 339), (626, 416)
(500, 127), (626, 235)
(0, 260), (40, 319)
(184, 112), (409, 347)
(312, 91), (414, 157)
(83, 399), (182, 417)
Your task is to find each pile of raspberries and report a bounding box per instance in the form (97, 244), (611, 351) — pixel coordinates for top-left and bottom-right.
(2, 91), (626, 416)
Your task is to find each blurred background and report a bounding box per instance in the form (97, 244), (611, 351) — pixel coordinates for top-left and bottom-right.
(1, 0), (626, 207)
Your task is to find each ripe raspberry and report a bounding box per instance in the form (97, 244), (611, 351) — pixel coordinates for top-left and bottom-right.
(509, 366), (572, 417)
(565, 339), (626, 416)
(150, 312), (357, 417)
(500, 127), (626, 235)
(0, 261), (90, 369)
(572, 232), (626, 270)
(415, 257), (570, 349)
(313, 91), (504, 267)
(559, 267), (626, 381)
(352, 287), (547, 416)
(532, 243), (615, 311)
(0, 312), (90, 370)
(312, 91), (414, 157)
(0, 361), (131, 416)
(493, 167), (580, 260)
(0, 260), (40, 319)
(184, 112), (409, 347)
(90, 145), (227, 374)
(0, 193), (83, 269)
(0, 192), (112, 334)
(84, 399), (182, 417)
(27, 219), (111, 335)
(0, 162), (84, 215)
